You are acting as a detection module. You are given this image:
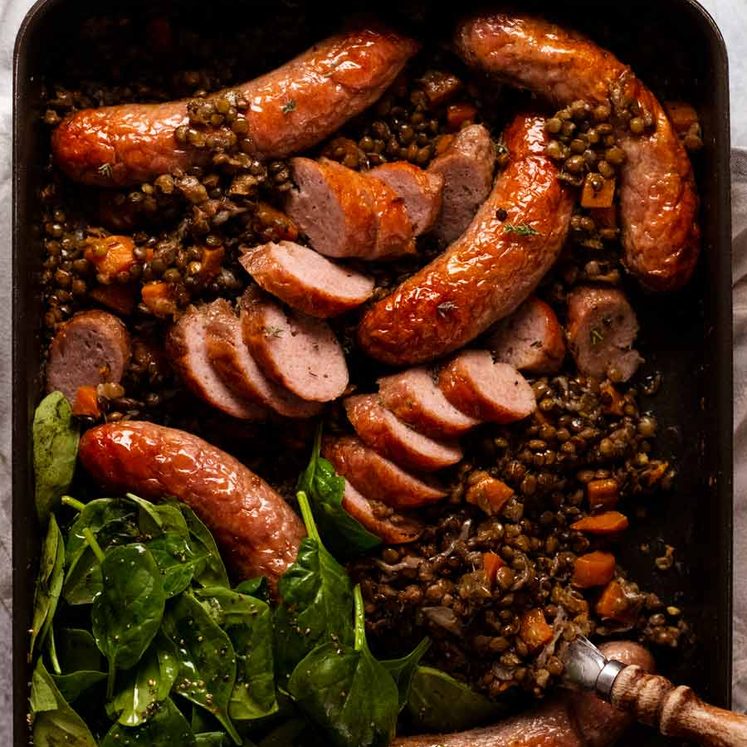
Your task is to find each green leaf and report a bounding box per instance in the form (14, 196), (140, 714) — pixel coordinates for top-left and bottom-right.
(56, 629), (103, 672)
(30, 515), (65, 660)
(92, 544), (166, 679)
(30, 660), (97, 746)
(274, 493), (354, 680)
(287, 586), (398, 747)
(148, 532), (206, 598)
(33, 392), (80, 522)
(297, 428), (380, 559)
(381, 637), (430, 710)
(161, 592), (241, 744)
(101, 697), (197, 746)
(179, 505), (230, 588)
(196, 734), (229, 746)
(405, 666), (505, 732)
(234, 577), (269, 602)
(196, 587), (277, 722)
(52, 670), (107, 703)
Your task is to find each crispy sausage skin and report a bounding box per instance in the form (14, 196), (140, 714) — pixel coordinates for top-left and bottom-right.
(52, 27), (419, 187)
(78, 421), (305, 586)
(455, 12), (699, 291)
(358, 113), (573, 366)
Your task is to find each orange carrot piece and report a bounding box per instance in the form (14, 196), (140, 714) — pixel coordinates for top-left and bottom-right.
(199, 246), (225, 280)
(581, 175), (616, 209)
(664, 101), (700, 138)
(420, 70), (463, 109)
(446, 102), (478, 131)
(519, 609), (554, 653)
(586, 479), (620, 511)
(482, 552), (505, 588)
(89, 283), (137, 315)
(71, 386), (100, 418)
(256, 202), (299, 242)
(572, 551), (616, 589)
(595, 579), (639, 623)
(571, 511), (629, 535)
(84, 235), (138, 283)
(141, 282), (178, 318)
(465, 475), (514, 516)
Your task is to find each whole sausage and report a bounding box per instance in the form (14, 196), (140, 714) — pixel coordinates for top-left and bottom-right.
(454, 12), (699, 292)
(78, 421), (305, 586)
(52, 27), (419, 187)
(358, 113), (573, 366)
(394, 640), (654, 747)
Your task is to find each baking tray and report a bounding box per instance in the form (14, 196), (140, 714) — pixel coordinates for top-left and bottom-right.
(12, 0), (732, 744)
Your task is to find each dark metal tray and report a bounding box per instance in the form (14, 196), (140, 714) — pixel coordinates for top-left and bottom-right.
(12, 0), (732, 744)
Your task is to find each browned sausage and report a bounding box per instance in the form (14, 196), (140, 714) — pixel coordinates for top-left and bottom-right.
(78, 421), (305, 584)
(358, 114), (573, 365)
(394, 640), (654, 747)
(46, 310), (131, 403)
(454, 12), (699, 292)
(52, 27), (419, 187)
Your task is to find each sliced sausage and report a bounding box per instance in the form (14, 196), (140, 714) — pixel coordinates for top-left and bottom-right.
(486, 296), (565, 374)
(358, 114), (574, 365)
(322, 436), (447, 510)
(203, 298), (321, 419)
(240, 289), (348, 402)
(240, 241), (375, 318)
(366, 166), (417, 259)
(342, 480), (423, 544)
(427, 124), (496, 244)
(369, 161), (444, 235)
(454, 12), (699, 292)
(167, 304), (268, 420)
(344, 394), (463, 472)
(439, 351), (535, 423)
(393, 641), (654, 747)
(566, 286), (643, 382)
(46, 310), (131, 403)
(52, 27), (418, 187)
(78, 421), (305, 585)
(378, 367), (479, 439)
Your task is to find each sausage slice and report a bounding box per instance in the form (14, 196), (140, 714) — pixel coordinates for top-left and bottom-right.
(342, 480), (424, 544)
(240, 289), (348, 402)
(428, 124), (497, 243)
(566, 286), (643, 382)
(378, 367), (479, 439)
(369, 161), (444, 235)
(46, 310), (131, 403)
(439, 351), (536, 423)
(240, 241), (375, 318)
(486, 296), (566, 374)
(203, 299), (321, 419)
(344, 394), (463, 472)
(167, 304), (268, 420)
(322, 436), (447, 509)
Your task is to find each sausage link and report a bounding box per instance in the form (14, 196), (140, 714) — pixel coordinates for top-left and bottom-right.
(78, 421), (305, 586)
(52, 27), (419, 187)
(454, 12), (699, 291)
(358, 113), (573, 365)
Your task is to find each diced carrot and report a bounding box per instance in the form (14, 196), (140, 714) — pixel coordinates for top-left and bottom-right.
(84, 235), (138, 283)
(446, 102), (478, 132)
(599, 380), (624, 415)
(482, 552), (505, 588)
(519, 609), (554, 653)
(595, 579), (640, 624)
(71, 386), (100, 418)
(586, 478), (620, 511)
(571, 511), (629, 535)
(572, 551), (616, 589)
(419, 70), (463, 108)
(141, 282), (178, 318)
(663, 101), (700, 138)
(581, 175), (616, 209)
(465, 474), (514, 516)
(89, 283), (137, 315)
(256, 202), (299, 242)
(199, 246), (225, 280)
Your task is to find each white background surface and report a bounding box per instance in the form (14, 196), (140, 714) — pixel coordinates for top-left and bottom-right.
(0, 0), (744, 742)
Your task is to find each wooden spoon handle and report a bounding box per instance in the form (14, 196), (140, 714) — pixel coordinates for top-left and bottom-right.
(610, 665), (747, 747)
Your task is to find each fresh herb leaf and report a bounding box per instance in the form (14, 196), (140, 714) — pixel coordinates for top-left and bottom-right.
(161, 592), (241, 744)
(281, 100), (297, 114)
(30, 515), (65, 660)
(51, 670), (107, 704)
(503, 222), (539, 236)
(178, 505), (231, 588)
(97, 163), (114, 179)
(101, 697), (197, 747)
(436, 300), (457, 318)
(30, 659), (97, 747)
(287, 586), (399, 747)
(590, 327), (604, 345)
(380, 637), (430, 710)
(33, 392), (79, 522)
(297, 428), (380, 559)
(274, 492), (354, 680)
(263, 325), (284, 338)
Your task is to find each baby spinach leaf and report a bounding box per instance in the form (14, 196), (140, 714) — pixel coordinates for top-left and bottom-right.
(148, 532), (206, 598)
(381, 637), (430, 710)
(30, 515), (65, 660)
(178, 505), (230, 588)
(56, 628), (103, 673)
(287, 586), (398, 747)
(234, 577), (269, 602)
(161, 592), (241, 744)
(405, 666), (505, 732)
(274, 492), (353, 680)
(52, 671), (107, 703)
(91, 544), (166, 684)
(30, 660), (97, 747)
(101, 697), (197, 746)
(196, 587), (277, 721)
(195, 733), (229, 746)
(33, 392), (79, 523)
(297, 428), (380, 559)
